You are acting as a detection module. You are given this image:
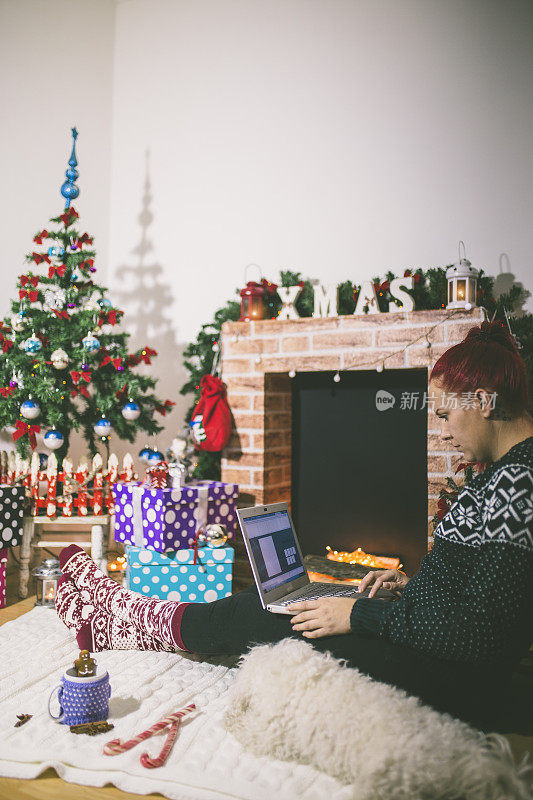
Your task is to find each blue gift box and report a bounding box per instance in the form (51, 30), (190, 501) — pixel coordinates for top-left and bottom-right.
(125, 545), (234, 602)
(114, 480), (239, 553)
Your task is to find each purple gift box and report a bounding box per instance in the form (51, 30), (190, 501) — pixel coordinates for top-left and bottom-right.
(113, 480), (239, 553)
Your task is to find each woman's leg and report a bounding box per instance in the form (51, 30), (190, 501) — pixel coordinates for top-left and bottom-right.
(180, 593), (499, 726)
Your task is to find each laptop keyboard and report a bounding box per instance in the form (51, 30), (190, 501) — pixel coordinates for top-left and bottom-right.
(277, 582), (359, 606)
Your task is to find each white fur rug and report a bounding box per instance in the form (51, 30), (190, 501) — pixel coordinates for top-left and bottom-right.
(225, 639), (533, 800)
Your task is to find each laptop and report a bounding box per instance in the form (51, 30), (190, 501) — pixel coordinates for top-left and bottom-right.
(237, 502), (390, 614)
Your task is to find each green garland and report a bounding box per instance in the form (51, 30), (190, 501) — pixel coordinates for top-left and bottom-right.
(181, 267), (533, 479)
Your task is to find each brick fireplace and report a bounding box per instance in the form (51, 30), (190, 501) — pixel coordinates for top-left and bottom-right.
(221, 307), (485, 575)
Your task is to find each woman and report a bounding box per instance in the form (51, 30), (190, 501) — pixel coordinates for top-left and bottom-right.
(57, 321), (533, 726)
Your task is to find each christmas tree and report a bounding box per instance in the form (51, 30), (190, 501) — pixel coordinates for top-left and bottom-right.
(0, 128), (173, 463)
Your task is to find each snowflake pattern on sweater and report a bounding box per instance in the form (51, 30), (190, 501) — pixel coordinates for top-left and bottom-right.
(351, 436), (533, 666)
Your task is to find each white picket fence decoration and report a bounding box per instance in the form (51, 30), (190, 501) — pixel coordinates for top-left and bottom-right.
(0, 450), (136, 518)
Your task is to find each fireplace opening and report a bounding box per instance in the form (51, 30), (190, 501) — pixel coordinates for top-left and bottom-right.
(291, 369), (428, 575)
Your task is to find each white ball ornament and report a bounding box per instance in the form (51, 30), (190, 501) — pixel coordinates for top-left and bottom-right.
(82, 332), (100, 353)
(20, 399), (40, 419)
(121, 401), (141, 421)
(51, 348), (69, 370)
(10, 313), (25, 332)
(44, 429), (64, 450)
(94, 418), (112, 437)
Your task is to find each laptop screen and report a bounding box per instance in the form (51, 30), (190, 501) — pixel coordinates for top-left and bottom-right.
(241, 510), (306, 593)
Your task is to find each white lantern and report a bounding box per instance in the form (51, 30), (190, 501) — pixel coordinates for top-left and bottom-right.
(32, 558), (62, 607)
(446, 241), (479, 310)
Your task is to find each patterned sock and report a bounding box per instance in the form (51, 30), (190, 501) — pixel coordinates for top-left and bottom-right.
(77, 609), (176, 653)
(55, 574), (95, 631)
(60, 544), (190, 650)
(55, 574), (174, 653)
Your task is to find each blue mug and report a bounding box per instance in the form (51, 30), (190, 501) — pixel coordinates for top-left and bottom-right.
(48, 667), (111, 726)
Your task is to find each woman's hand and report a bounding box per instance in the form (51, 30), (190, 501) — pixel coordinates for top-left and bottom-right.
(357, 568), (409, 598)
(288, 597), (357, 638)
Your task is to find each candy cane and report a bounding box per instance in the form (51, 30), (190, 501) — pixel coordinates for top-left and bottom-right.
(140, 720), (180, 769)
(103, 704), (196, 764)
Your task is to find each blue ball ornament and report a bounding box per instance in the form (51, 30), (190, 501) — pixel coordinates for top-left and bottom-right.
(20, 399), (40, 420)
(121, 401), (141, 421)
(97, 298), (112, 310)
(24, 335), (42, 354)
(139, 446), (153, 462)
(60, 181), (80, 202)
(82, 333), (100, 353)
(146, 450), (164, 465)
(94, 418), (112, 437)
(44, 429), (64, 451)
(47, 245), (65, 258)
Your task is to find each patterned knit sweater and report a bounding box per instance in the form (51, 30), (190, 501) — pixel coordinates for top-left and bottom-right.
(350, 435), (533, 667)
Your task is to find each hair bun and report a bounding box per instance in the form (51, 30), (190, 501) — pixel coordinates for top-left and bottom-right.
(466, 321), (519, 353)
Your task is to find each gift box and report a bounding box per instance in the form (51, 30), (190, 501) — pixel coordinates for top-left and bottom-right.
(0, 485), (25, 548)
(0, 548), (7, 609)
(125, 545), (234, 602)
(114, 480), (239, 553)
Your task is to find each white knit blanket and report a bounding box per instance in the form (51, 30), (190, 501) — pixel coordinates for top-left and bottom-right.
(0, 607), (351, 800)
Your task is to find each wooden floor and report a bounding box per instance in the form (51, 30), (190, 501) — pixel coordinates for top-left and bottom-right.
(1, 567), (532, 799)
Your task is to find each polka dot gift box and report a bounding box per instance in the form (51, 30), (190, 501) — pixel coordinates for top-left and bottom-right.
(0, 485), (25, 549)
(114, 480), (239, 553)
(0, 548), (7, 609)
(125, 545), (234, 602)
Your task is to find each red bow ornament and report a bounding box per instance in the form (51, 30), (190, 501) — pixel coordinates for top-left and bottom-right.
(71, 386), (90, 399)
(261, 278), (278, 295)
(155, 400), (175, 416)
(33, 229), (49, 245)
(0, 332), (13, 353)
(20, 275), (39, 288)
(404, 269), (421, 284)
(48, 264), (67, 278)
(52, 309), (70, 320)
(78, 233), (93, 245)
(71, 369), (92, 384)
(115, 383), (129, 401)
(19, 289), (39, 303)
(13, 420), (41, 450)
(101, 355), (123, 370)
(30, 252), (51, 265)
(59, 207), (79, 226)
(0, 386), (15, 397)
(137, 347), (157, 365)
(98, 309), (119, 328)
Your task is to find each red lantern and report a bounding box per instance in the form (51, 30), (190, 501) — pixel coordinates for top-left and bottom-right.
(239, 264), (268, 321)
(239, 280), (267, 321)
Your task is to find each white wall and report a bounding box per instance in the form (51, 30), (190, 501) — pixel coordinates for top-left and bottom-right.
(107, 0), (533, 458)
(0, 0), (115, 290)
(0, 0), (116, 458)
(2, 0), (533, 461)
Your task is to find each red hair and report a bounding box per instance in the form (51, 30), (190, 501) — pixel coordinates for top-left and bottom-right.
(430, 321), (530, 414)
